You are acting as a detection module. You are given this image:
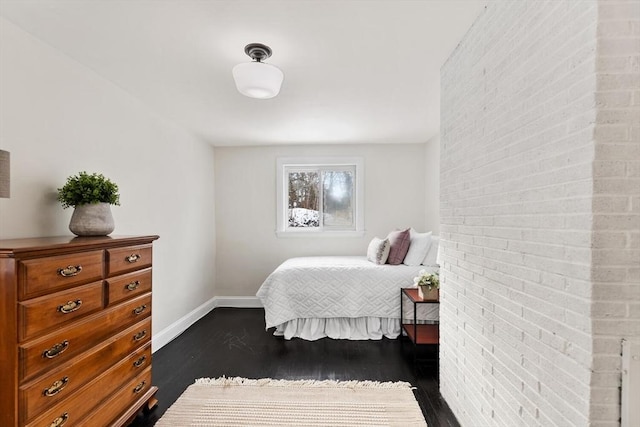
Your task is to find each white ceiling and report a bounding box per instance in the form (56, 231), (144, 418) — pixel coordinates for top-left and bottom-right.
(0, 0), (486, 146)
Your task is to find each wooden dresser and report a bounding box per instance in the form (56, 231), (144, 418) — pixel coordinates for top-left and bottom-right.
(0, 235), (159, 427)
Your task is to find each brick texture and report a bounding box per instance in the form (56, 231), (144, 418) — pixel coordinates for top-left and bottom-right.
(592, 1), (640, 426)
(440, 1), (639, 426)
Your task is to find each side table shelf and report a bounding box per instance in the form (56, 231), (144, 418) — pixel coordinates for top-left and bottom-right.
(400, 288), (440, 349)
(402, 322), (439, 344)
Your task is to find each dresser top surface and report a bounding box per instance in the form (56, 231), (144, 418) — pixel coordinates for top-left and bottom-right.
(0, 235), (159, 257)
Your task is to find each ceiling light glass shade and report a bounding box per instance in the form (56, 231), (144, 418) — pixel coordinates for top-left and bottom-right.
(232, 61), (284, 99)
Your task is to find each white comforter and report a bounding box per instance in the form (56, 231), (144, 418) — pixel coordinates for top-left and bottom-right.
(256, 256), (438, 332)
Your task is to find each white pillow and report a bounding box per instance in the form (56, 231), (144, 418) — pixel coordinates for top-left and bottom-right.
(367, 237), (391, 265)
(403, 229), (432, 266)
(422, 236), (440, 266)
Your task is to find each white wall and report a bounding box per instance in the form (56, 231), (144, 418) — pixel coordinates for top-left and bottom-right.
(215, 143), (428, 296)
(440, 2), (601, 426)
(592, 2), (640, 424)
(441, 1), (640, 425)
(0, 18), (217, 341)
(425, 134), (440, 234)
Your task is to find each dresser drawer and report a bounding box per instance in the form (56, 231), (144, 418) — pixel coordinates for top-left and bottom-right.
(107, 244), (152, 276)
(18, 280), (105, 341)
(107, 267), (152, 306)
(19, 293), (152, 382)
(25, 349), (153, 427)
(19, 318), (151, 423)
(18, 250), (104, 300)
(78, 369), (154, 427)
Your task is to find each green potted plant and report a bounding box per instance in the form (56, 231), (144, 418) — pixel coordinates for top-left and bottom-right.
(413, 269), (440, 300)
(57, 171), (120, 236)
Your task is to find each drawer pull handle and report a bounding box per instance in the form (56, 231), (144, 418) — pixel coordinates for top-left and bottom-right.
(133, 304), (147, 315)
(49, 412), (69, 427)
(126, 254), (141, 263)
(133, 355), (147, 368)
(133, 380), (146, 394)
(43, 376), (69, 397)
(133, 330), (147, 341)
(58, 300), (82, 314)
(126, 280), (140, 291)
(43, 340), (69, 359)
(57, 265), (82, 277)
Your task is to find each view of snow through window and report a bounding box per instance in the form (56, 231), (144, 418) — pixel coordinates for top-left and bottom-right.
(287, 170), (354, 229)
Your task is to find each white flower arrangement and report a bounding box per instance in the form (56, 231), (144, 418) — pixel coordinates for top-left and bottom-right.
(413, 269), (440, 290)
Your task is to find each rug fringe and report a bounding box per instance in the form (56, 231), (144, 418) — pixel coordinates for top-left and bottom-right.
(195, 376), (413, 389)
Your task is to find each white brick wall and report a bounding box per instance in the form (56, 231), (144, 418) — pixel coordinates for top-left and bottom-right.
(592, 1), (640, 426)
(440, 1), (639, 426)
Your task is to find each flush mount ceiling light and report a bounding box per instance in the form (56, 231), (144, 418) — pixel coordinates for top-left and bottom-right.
(232, 43), (284, 99)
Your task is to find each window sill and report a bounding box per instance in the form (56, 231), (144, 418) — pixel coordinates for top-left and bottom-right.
(275, 230), (366, 238)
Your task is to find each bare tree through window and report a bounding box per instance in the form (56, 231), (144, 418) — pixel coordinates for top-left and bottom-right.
(287, 169), (354, 229)
(288, 172), (320, 227)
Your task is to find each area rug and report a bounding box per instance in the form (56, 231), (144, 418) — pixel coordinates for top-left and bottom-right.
(156, 377), (428, 426)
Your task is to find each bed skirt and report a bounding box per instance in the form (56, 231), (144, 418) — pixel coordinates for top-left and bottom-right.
(272, 300), (440, 341)
(273, 317), (401, 341)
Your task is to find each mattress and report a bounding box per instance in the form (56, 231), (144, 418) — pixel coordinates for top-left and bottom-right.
(256, 256), (439, 340)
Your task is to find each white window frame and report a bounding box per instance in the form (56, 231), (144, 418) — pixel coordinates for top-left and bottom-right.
(276, 157), (365, 237)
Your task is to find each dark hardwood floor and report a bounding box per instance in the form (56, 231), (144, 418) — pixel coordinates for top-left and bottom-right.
(129, 308), (459, 427)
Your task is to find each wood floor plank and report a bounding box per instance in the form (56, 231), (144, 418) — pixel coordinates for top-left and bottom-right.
(128, 308), (459, 427)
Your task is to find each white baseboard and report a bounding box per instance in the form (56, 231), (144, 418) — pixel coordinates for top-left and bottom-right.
(152, 296), (262, 352)
(213, 296), (263, 308)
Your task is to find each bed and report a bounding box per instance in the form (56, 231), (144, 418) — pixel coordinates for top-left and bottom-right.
(256, 256), (439, 340)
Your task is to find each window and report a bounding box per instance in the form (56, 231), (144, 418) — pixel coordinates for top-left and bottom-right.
(276, 157), (364, 237)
